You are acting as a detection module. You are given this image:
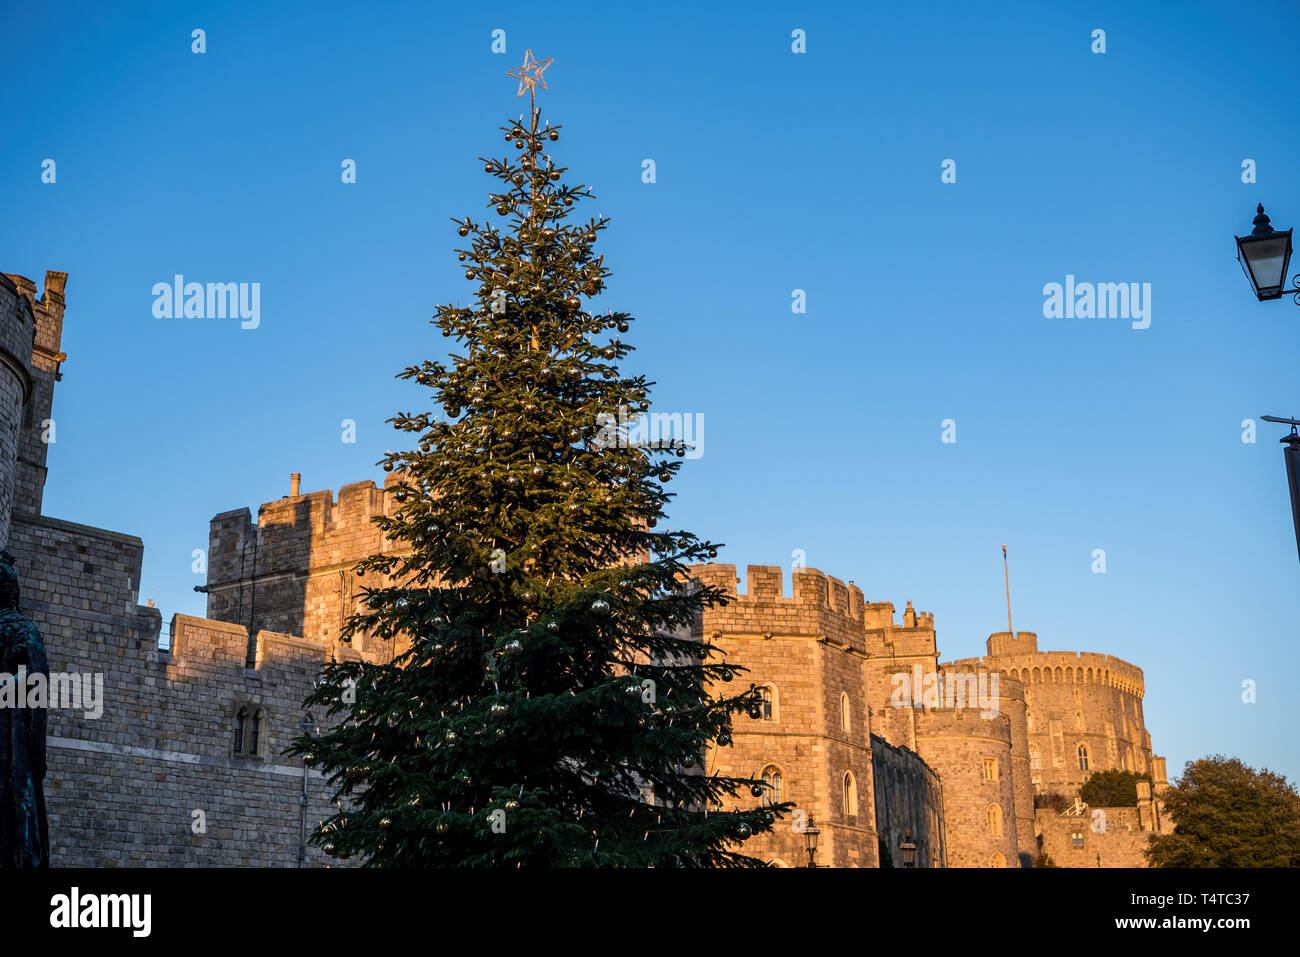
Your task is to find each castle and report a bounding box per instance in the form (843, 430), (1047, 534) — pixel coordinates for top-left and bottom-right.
(1, 271), (1171, 867)
(692, 564), (1171, 867)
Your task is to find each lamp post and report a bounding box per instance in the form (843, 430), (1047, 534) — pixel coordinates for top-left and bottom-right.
(803, 815), (820, 868)
(1234, 207), (1300, 565)
(297, 712), (318, 867)
(899, 829), (918, 868)
(1235, 205), (1295, 302)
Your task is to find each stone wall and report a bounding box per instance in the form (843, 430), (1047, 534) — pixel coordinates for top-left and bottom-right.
(871, 734), (945, 867)
(1036, 804), (1154, 868)
(9, 507), (371, 866)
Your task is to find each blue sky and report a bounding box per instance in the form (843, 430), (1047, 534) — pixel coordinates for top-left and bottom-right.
(3, 0), (1298, 784)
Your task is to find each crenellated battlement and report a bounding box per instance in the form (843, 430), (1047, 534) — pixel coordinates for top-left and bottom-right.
(988, 649), (1145, 696)
(688, 562), (936, 648)
(166, 614), (372, 669)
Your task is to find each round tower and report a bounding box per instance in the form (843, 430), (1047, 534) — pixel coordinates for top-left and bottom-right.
(0, 275), (35, 548)
(914, 704), (1019, 868)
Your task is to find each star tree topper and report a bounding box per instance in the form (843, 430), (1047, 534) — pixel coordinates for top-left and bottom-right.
(508, 48), (554, 98)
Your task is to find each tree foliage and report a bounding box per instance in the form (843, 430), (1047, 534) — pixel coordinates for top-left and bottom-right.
(288, 103), (787, 867)
(1146, 755), (1300, 868)
(1079, 769), (1149, 807)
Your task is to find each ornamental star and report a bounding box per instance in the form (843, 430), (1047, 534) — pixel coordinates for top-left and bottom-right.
(507, 48), (554, 97)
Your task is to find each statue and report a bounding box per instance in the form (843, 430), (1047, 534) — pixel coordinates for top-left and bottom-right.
(0, 549), (49, 867)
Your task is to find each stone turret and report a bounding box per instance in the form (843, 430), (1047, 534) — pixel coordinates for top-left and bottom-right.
(0, 274), (36, 547)
(1, 271), (66, 531)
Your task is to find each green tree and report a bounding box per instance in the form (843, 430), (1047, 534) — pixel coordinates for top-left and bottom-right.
(1034, 791), (1072, 813)
(1146, 755), (1300, 868)
(1079, 769), (1149, 807)
(289, 92), (786, 867)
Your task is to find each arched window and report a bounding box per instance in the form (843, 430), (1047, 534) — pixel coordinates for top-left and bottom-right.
(758, 686), (776, 722)
(843, 772), (857, 816)
(762, 765), (783, 804)
(1077, 744), (1089, 771)
(840, 692), (850, 733)
(986, 803), (1002, 837)
(1026, 710), (1033, 732)
(233, 708), (248, 754)
(1075, 712), (1084, 730)
(1030, 746), (1040, 771)
(989, 852), (1005, 868)
(250, 709), (263, 755)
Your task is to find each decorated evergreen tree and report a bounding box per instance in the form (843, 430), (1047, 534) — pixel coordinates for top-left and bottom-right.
(291, 51), (787, 867)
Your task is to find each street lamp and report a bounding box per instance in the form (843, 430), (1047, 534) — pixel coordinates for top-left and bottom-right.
(1235, 204), (1295, 302)
(1261, 416), (1300, 566)
(297, 712), (318, 867)
(803, 816), (820, 868)
(899, 829), (918, 868)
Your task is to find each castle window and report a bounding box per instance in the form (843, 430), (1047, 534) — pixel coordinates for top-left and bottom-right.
(1071, 832), (1085, 849)
(1026, 710), (1033, 732)
(757, 686), (775, 722)
(982, 757), (998, 781)
(989, 852), (1005, 868)
(840, 692), (850, 733)
(232, 704), (266, 758)
(986, 803), (1003, 837)
(1030, 747), (1040, 771)
(762, 765), (783, 804)
(1075, 712), (1084, 731)
(1077, 745), (1089, 771)
(843, 772), (857, 817)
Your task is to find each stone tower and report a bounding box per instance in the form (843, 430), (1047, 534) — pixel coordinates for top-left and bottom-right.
(0, 270), (66, 541)
(0, 275), (37, 546)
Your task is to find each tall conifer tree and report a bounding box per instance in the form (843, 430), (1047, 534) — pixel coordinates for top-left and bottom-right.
(293, 51), (786, 867)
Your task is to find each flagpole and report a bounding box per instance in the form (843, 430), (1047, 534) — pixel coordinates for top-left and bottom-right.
(1002, 544), (1014, 637)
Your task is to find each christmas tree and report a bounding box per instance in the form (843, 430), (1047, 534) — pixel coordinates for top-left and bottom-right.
(291, 50), (787, 867)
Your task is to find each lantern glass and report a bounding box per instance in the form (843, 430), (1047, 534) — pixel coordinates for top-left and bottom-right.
(900, 832), (918, 866)
(1237, 229), (1293, 301)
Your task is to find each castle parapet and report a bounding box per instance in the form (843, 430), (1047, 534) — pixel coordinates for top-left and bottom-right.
(990, 649), (1146, 696)
(687, 562), (934, 660)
